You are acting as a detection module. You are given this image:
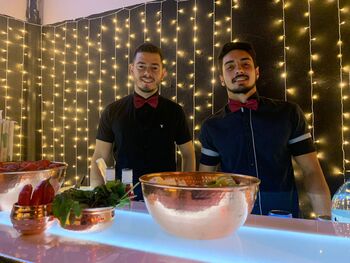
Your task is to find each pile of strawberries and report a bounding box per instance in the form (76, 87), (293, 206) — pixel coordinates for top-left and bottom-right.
(0, 160), (61, 173)
(17, 179), (55, 206)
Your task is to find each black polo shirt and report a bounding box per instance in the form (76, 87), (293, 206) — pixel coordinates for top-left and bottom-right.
(97, 94), (191, 200)
(199, 96), (315, 217)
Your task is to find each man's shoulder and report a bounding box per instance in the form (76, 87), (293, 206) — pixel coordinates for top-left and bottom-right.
(159, 96), (183, 111)
(103, 94), (133, 114)
(259, 96), (298, 111)
(202, 106), (227, 125)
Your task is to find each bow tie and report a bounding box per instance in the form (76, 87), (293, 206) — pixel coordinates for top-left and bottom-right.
(134, 94), (159, 109)
(228, 99), (258, 112)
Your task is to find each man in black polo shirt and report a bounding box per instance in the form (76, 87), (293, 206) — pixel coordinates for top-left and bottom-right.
(199, 42), (331, 218)
(90, 43), (195, 200)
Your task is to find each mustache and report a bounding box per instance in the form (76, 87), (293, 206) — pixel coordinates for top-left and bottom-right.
(232, 74), (249, 83)
(141, 77), (155, 82)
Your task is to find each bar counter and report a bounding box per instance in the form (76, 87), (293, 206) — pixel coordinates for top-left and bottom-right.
(0, 202), (349, 263)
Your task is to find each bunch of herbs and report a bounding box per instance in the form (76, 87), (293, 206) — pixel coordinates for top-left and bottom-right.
(52, 180), (131, 226)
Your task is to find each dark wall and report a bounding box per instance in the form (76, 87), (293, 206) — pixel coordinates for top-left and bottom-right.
(0, 0), (349, 199)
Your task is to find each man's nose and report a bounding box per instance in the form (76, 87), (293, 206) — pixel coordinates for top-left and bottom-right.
(143, 66), (152, 76)
(235, 65), (244, 75)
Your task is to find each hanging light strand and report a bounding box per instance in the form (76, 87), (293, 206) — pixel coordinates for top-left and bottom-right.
(4, 18), (9, 118)
(193, 1), (197, 142)
(281, 0), (287, 101)
(52, 27), (56, 160)
(40, 25), (44, 159)
(62, 23), (67, 162)
(74, 21), (78, 186)
(211, 1), (216, 114)
(19, 23), (26, 160)
(336, 0), (345, 179)
(99, 18), (103, 116)
(307, 0), (315, 141)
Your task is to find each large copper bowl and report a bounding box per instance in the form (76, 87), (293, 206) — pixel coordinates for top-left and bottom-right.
(0, 162), (67, 211)
(140, 172), (260, 240)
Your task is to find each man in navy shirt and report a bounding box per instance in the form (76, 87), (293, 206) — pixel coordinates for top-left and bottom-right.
(199, 42), (331, 217)
(90, 43), (195, 200)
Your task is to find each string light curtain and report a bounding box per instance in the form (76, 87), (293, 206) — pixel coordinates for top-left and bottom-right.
(0, 0), (349, 196)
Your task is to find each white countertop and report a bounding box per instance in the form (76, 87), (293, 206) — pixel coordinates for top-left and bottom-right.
(0, 203), (349, 263)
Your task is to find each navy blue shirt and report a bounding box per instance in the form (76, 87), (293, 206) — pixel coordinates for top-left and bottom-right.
(199, 96), (315, 217)
(97, 94), (192, 200)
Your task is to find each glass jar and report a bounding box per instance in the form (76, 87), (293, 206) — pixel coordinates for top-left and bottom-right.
(331, 180), (350, 223)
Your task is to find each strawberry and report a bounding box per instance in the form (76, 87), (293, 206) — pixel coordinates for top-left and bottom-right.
(42, 180), (55, 204)
(18, 184), (33, 206)
(30, 180), (46, 205)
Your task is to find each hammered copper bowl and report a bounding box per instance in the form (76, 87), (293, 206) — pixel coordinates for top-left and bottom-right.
(0, 162), (67, 211)
(11, 203), (55, 235)
(59, 206), (115, 233)
(139, 172), (260, 240)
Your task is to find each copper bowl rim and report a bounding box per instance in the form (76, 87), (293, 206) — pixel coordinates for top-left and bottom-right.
(12, 203), (52, 208)
(139, 171), (260, 190)
(81, 206), (115, 212)
(0, 161), (67, 175)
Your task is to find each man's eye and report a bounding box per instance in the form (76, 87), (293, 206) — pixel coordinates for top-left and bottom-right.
(226, 65), (234, 71)
(137, 65), (145, 70)
(152, 66), (159, 71)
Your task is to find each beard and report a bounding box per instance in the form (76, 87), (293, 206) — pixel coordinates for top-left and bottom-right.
(226, 76), (257, 95)
(137, 77), (159, 93)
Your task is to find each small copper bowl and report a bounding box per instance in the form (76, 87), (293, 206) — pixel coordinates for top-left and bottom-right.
(11, 203), (55, 235)
(60, 207), (115, 233)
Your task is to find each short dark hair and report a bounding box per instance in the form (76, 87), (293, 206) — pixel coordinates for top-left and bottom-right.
(132, 42), (164, 65)
(217, 42), (257, 74)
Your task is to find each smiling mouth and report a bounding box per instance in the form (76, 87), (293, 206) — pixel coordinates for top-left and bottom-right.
(141, 78), (155, 84)
(232, 75), (249, 83)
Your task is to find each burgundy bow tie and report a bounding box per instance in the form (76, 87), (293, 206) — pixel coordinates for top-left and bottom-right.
(228, 99), (258, 112)
(134, 94), (159, 109)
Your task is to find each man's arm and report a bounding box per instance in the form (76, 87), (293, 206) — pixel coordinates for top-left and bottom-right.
(199, 163), (217, 172)
(294, 151), (331, 217)
(177, 141), (196, 171)
(90, 139), (113, 187)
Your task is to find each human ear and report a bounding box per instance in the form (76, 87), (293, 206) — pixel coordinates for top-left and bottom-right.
(219, 75), (225, 86)
(255, 67), (260, 80)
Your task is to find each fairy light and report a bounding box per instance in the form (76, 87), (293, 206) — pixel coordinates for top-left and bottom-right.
(193, 1), (197, 142)
(62, 23), (67, 163)
(40, 25), (44, 159)
(114, 13), (118, 100)
(18, 23), (26, 160)
(175, 0), (179, 103)
(52, 27), (56, 160)
(74, 21), (78, 186)
(211, 1), (216, 114)
(86, 20), (91, 184)
(99, 18), (103, 116)
(280, 0), (287, 101)
(336, 0), (346, 179)
(158, 2), (163, 94)
(307, 0), (315, 141)
(126, 11), (131, 95)
(4, 18), (9, 118)
(143, 5), (147, 42)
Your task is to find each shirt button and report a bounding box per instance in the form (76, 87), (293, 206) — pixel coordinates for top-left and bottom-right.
(250, 163), (254, 167)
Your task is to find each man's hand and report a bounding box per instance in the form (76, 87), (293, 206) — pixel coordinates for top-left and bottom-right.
(90, 139), (113, 187)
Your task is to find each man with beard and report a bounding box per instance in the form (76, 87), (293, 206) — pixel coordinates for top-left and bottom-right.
(199, 42), (331, 218)
(90, 43), (195, 200)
